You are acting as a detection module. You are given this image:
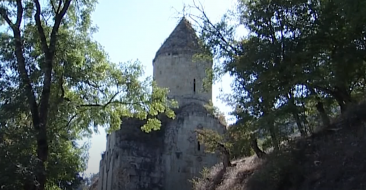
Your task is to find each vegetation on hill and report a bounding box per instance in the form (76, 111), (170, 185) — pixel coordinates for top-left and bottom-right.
(187, 0), (366, 190)
(188, 0), (366, 189)
(192, 101), (366, 190)
(0, 1), (176, 189)
(188, 0), (366, 160)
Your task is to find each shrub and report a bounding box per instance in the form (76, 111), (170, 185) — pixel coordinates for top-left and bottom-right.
(246, 147), (304, 190)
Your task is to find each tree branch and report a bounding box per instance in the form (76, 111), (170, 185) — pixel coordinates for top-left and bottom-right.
(0, 6), (40, 133)
(50, 1), (56, 13)
(312, 85), (335, 96)
(59, 77), (65, 99)
(33, 0), (49, 53)
(195, 129), (225, 147)
(33, 0), (72, 125)
(0, 7), (14, 28)
(49, 0), (72, 54)
(15, 0), (23, 27)
(50, 0), (62, 14)
(66, 113), (78, 129)
(189, 0), (241, 56)
(195, 129), (232, 167)
(56, 0), (63, 14)
(78, 97), (148, 109)
(55, 74), (71, 103)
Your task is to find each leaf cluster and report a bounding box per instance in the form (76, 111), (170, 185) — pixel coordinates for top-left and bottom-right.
(194, 0), (366, 150)
(0, 0), (176, 188)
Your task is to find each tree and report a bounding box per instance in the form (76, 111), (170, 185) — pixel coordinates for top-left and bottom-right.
(188, 0), (366, 150)
(0, 1), (176, 189)
(204, 100), (227, 126)
(195, 129), (232, 169)
(0, 113), (87, 189)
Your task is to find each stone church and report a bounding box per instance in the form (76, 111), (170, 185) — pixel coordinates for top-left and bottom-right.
(96, 17), (226, 190)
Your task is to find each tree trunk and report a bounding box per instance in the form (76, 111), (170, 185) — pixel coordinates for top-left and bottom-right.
(316, 101), (331, 128)
(11, 18), (48, 190)
(1, 1), (72, 189)
(292, 111), (307, 136)
(195, 129), (232, 170)
(288, 94), (307, 136)
(261, 108), (279, 151)
(268, 124), (279, 151)
(307, 86), (331, 128)
(217, 143), (231, 169)
(32, 1), (72, 189)
(250, 135), (266, 158)
(312, 85), (353, 113)
(333, 86), (353, 113)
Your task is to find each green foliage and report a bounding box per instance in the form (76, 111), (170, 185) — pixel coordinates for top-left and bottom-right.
(246, 148), (304, 190)
(192, 49), (216, 93)
(194, 0), (366, 150)
(0, 111), (87, 190)
(227, 124), (254, 158)
(189, 167), (211, 188)
(195, 124), (255, 159)
(0, 0), (176, 189)
(204, 100), (227, 125)
(196, 128), (227, 154)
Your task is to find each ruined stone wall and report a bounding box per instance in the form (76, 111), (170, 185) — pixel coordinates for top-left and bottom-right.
(97, 118), (166, 190)
(97, 104), (225, 190)
(163, 102), (226, 190)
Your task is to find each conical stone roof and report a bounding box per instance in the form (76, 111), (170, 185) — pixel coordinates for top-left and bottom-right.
(154, 17), (203, 60)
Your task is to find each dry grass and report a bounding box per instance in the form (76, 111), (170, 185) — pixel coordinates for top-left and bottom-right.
(217, 157), (261, 190)
(192, 156), (262, 190)
(192, 101), (366, 190)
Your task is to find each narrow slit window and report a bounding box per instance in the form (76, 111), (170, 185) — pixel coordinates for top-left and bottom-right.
(193, 79), (196, 93)
(197, 141), (201, 151)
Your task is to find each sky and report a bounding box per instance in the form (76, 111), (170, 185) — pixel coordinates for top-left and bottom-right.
(84, 0), (238, 175)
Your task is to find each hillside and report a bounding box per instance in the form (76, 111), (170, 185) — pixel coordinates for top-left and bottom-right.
(192, 102), (366, 190)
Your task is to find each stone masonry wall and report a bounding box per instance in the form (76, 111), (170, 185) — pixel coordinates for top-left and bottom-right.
(153, 53), (212, 106)
(97, 118), (166, 190)
(97, 104), (225, 190)
(163, 103), (226, 190)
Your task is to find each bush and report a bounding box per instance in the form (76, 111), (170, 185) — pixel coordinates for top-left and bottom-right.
(227, 125), (254, 159)
(246, 147), (304, 190)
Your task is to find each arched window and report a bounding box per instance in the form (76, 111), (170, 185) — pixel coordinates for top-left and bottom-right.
(197, 141), (201, 151)
(193, 79), (196, 93)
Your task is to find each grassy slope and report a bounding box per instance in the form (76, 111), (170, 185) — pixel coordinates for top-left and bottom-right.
(192, 102), (366, 190)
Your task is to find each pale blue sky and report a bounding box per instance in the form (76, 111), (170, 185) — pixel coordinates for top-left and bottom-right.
(84, 0), (238, 175)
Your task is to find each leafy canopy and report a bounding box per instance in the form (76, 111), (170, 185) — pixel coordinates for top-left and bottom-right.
(190, 0), (366, 151)
(0, 0), (177, 189)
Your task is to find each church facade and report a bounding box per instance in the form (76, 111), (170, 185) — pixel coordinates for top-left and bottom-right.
(96, 17), (226, 190)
